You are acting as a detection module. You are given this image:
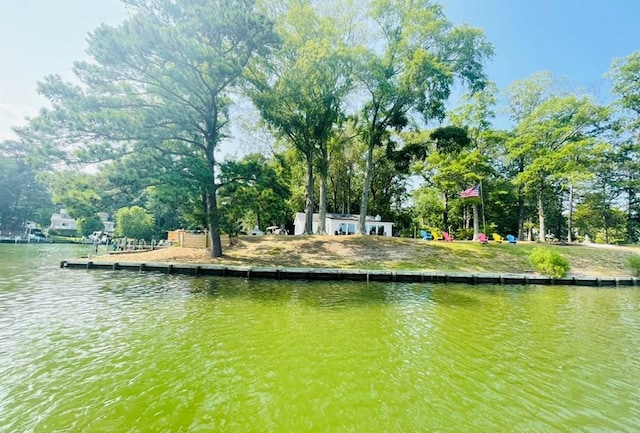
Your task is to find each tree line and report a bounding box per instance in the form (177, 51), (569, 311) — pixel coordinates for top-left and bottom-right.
(1, 0), (639, 257)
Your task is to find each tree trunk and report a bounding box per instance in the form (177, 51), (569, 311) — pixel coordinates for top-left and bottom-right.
(472, 203), (480, 240)
(603, 194), (610, 244)
(346, 164), (352, 214)
(462, 206), (470, 229)
(206, 190), (223, 257)
(567, 184), (574, 243)
(317, 147), (328, 235)
(627, 186), (635, 243)
(331, 177), (338, 214)
(205, 138), (222, 258)
(538, 186), (546, 243)
(443, 192), (449, 233)
(304, 156), (315, 235)
(517, 160), (525, 240)
(318, 176), (328, 235)
(518, 194), (525, 240)
(358, 145), (374, 234)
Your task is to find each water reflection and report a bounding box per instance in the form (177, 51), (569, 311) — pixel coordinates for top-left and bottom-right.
(1, 244), (640, 432)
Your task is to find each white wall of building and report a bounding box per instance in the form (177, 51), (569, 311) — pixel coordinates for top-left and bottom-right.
(294, 213), (393, 236)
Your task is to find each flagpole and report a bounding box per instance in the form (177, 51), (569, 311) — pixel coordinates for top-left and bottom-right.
(480, 181), (486, 234)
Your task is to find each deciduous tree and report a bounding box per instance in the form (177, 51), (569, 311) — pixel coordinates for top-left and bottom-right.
(354, 0), (493, 234)
(248, 0), (355, 234)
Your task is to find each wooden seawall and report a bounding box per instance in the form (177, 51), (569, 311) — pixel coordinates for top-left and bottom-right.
(59, 260), (638, 287)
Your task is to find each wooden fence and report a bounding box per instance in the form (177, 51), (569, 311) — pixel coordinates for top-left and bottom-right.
(167, 230), (210, 249)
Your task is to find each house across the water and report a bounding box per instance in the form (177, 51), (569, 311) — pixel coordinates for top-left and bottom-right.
(49, 209), (115, 237)
(49, 209), (78, 236)
(293, 212), (393, 237)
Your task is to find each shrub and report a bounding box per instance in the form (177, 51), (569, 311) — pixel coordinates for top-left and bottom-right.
(624, 254), (640, 277)
(529, 247), (570, 279)
(455, 228), (474, 240)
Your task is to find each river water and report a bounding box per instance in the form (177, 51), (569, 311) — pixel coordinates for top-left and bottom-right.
(1, 243), (639, 432)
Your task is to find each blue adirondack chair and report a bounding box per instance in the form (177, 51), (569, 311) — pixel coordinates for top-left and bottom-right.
(506, 234), (518, 244)
(420, 230), (433, 241)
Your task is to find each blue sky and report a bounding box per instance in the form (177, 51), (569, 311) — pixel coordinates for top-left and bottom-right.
(444, 0), (640, 94)
(1, 0), (639, 143)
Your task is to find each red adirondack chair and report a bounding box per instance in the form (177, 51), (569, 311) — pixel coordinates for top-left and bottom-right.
(442, 231), (454, 242)
(478, 233), (489, 244)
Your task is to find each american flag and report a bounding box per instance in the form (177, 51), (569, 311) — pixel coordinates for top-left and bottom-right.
(460, 184), (480, 198)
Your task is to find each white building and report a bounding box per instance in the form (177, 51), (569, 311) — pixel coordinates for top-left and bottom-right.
(49, 209), (77, 235)
(293, 212), (394, 237)
(49, 209), (114, 235)
(97, 212), (115, 234)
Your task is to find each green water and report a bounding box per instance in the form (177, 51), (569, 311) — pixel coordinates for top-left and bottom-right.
(1, 244), (639, 432)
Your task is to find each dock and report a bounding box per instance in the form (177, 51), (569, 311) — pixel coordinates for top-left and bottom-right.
(59, 259), (638, 287)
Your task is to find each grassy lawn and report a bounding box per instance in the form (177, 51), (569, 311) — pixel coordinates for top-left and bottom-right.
(191, 235), (640, 277)
(96, 234), (640, 277)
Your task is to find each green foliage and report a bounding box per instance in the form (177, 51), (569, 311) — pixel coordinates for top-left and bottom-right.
(624, 254), (640, 276)
(45, 171), (106, 220)
(247, 0), (356, 233)
(218, 153), (292, 236)
(412, 187), (444, 230)
(30, 0), (279, 257)
(529, 247), (570, 279)
(76, 215), (104, 237)
(455, 228), (474, 240)
(114, 206), (155, 240)
(574, 195), (627, 243)
(505, 73), (609, 241)
(0, 141), (54, 230)
(354, 0), (493, 232)
(608, 51), (640, 117)
(607, 52), (640, 242)
(4, 0), (640, 256)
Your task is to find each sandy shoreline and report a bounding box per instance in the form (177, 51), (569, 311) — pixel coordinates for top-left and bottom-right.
(84, 235), (640, 277)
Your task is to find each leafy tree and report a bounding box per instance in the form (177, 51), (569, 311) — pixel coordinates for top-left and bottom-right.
(354, 0), (493, 234)
(573, 192), (626, 244)
(449, 83), (498, 147)
(142, 186), (191, 235)
(217, 153), (291, 235)
(506, 79), (608, 242)
(0, 140), (54, 231)
(45, 171), (105, 221)
(412, 187), (444, 232)
(608, 52), (640, 121)
(447, 85), (499, 238)
(114, 206), (155, 240)
(409, 126), (492, 236)
(97, 150), (198, 233)
(76, 214), (105, 237)
(607, 52), (640, 241)
(326, 123), (364, 215)
(368, 143), (411, 222)
(248, 0), (355, 234)
(32, 0), (280, 257)
(502, 71), (560, 239)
